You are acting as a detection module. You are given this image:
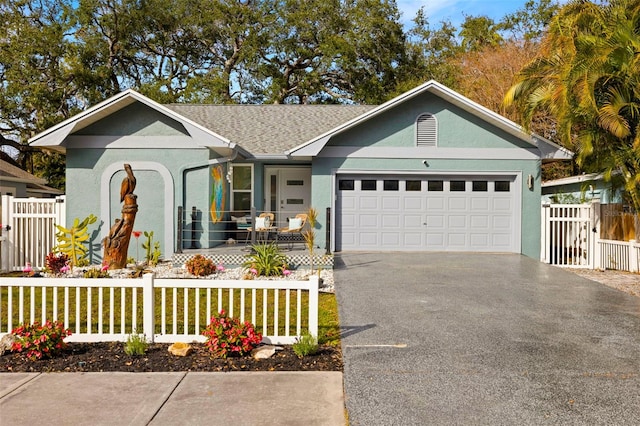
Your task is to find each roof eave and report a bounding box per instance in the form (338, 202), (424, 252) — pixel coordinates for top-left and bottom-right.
(29, 89), (233, 152)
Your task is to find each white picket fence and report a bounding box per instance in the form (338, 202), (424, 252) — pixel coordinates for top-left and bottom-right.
(0, 274), (319, 344)
(0, 195), (66, 272)
(541, 201), (640, 272)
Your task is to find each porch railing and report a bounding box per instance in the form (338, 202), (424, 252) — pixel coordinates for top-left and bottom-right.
(0, 274), (319, 345)
(176, 206), (330, 253)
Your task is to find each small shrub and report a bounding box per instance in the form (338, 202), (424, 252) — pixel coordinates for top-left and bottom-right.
(83, 268), (110, 278)
(11, 320), (72, 361)
(124, 332), (148, 356)
(185, 254), (215, 276)
(293, 333), (319, 358)
(201, 310), (262, 358)
(242, 243), (287, 276)
(45, 252), (70, 275)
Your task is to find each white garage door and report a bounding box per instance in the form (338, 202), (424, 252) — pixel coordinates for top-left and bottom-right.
(336, 175), (520, 252)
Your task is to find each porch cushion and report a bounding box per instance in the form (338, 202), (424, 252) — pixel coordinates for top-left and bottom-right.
(255, 216), (270, 229)
(288, 217), (302, 230)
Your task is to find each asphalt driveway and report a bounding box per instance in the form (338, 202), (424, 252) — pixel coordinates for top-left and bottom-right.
(335, 253), (640, 425)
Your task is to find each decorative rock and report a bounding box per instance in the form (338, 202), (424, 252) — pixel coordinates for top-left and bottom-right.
(0, 333), (15, 356)
(252, 345), (276, 359)
(168, 342), (192, 356)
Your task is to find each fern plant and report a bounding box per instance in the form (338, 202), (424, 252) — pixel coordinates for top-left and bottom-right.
(242, 243), (287, 276)
(54, 214), (97, 267)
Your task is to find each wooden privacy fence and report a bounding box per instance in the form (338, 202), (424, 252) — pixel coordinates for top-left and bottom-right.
(0, 195), (66, 272)
(0, 274), (319, 345)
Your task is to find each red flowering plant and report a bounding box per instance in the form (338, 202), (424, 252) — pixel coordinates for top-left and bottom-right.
(11, 320), (72, 361)
(201, 310), (262, 358)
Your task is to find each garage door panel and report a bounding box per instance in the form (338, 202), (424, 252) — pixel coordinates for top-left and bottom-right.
(492, 198), (512, 211)
(426, 215), (445, 228)
(404, 215), (423, 227)
(470, 215), (489, 228)
(359, 233), (379, 246)
(381, 233), (400, 246)
(359, 216), (379, 229)
(382, 215), (400, 227)
(471, 197), (490, 210)
(470, 234), (489, 248)
(448, 233), (467, 248)
(359, 197), (379, 210)
(426, 197), (445, 210)
(337, 175), (518, 253)
(448, 197), (467, 210)
(404, 197), (423, 210)
(404, 233), (423, 246)
(341, 196), (357, 210)
(382, 197), (401, 210)
(448, 215), (467, 228)
(426, 233), (445, 247)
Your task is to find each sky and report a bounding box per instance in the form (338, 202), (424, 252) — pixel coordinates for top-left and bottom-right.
(396, 0), (563, 29)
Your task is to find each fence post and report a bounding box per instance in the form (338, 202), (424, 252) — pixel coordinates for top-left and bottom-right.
(540, 203), (550, 263)
(308, 275), (319, 338)
(0, 195), (7, 271)
(1, 195), (14, 271)
(591, 199), (602, 270)
(143, 273), (156, 342)
(629, 240), (638, 273)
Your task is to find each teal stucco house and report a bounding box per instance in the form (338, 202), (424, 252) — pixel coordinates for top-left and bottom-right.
(30, 80), (570, 260)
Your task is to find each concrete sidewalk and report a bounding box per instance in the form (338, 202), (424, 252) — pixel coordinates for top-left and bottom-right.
(0, 372), (345, 425)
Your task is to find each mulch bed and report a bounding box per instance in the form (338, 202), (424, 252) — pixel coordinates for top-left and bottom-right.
(1, 342), (342, 373)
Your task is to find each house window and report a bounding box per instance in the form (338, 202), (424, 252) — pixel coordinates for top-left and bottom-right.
(339, 179), (355, 190)
(384, 180), (399, 191)
(231, 164), (253, 211)
(427, 180), (443, 191)
(472, 181), (488, 192)
(495, 181), (510, 192)
(450, 181), (466, 192)
(416, 113), (437, 147)
(406, 180), (421, 191)
(361, 180), (377, 191)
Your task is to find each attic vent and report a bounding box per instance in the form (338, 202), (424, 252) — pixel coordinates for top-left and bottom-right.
(416, 113), (437, 147)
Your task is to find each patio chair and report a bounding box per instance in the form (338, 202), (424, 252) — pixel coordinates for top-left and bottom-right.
(245, 212), (276, 245)
(277, 213), (307, 249)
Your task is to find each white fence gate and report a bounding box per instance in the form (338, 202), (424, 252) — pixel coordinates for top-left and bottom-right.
(0, 195), (66, 272)
(541, 203), (595, 268)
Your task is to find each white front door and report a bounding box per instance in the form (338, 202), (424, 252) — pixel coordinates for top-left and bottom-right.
(265, 167), (311, 227)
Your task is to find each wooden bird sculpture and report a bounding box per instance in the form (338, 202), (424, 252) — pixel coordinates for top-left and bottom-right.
(120, 163), (136, 202)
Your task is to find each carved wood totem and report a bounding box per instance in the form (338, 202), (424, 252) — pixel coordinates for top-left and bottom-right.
(103, 164), (138, 269)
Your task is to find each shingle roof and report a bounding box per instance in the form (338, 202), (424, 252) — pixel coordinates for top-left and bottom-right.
(0, 159), (46, 184)
(165, 104), (376, 156)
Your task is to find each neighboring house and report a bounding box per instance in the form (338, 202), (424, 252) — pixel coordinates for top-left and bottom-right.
(0, 158), (63, 198)
(29, 80), (571, 260)
(542, 173), (623, 204)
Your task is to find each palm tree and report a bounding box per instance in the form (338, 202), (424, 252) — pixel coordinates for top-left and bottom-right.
(505, 0), (640, 211)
